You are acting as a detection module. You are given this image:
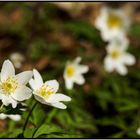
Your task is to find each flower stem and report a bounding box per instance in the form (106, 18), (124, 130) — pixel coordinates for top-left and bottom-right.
(22, 101), (38, 135)
(0, 103), (4, 112)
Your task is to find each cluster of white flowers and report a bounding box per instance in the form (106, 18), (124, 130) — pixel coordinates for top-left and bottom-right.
(0, 54), (89, 121)
(95, 7), (136, 75)
(0, 59), (74, 121)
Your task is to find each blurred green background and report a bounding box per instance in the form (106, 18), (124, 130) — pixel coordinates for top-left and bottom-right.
(0, 2), (140, 138)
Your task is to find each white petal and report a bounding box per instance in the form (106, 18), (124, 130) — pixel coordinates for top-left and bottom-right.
(74, 75), (85, 85)
(11, 86), (32, 101)
(47, 93), (71, 103)
(74, 57), (82, 64)
(116, 64), (128, 75)
(29, 79), (36, 90)
(33, 93), (47, 104)
(51, 102), (67, 109)
(45, 80), (59, 93)
(1, 95), (10, 106)
(122, 53), (136, 65)
(16, 71), (33, 85)
(33, 93), (68, 109)
(1, 60), (15, 82)
(0, 113), (7, 119)
(33, 69), (43, 88)
(0, 94), (18, 108)
(10, 96), (18, 108)
(104, 57), (115, 72)
(9, 114), (21, 121)
(95, 7), (108, 30)
(65, 78), (74, 90)
(77, 65), (89, 74)
(137, 127), (140, 135)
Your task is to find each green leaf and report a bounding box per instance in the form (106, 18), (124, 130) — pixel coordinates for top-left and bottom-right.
(30, 104), (46, 126)
(33, 124), (63, 138)
(24, 128), (37, 138)
(115, 98), (139, 112)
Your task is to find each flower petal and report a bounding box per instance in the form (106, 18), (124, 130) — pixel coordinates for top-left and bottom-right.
(16, 71), (33, 85)
(9, 114), (21, 121)
(74, 56), (82, 64)
(45, 80), (59, 93)
(47, 93), (71, 103)
(74, 75), (85, 85)
(33, 93), (68, 109)
(0, 94), (18, 108)
(0, 113), (7, 120)
(104, 57), (115, 72)
(77, 65), (89, 74)
(137, 127), (140, 136)
(65, 78), (74, 90)
(29, 79), (36, 90)
(10, 97), (18, 108)
(0, 113), (7, 119)
(1, 60), (15, 82)
(116, 64), (128, 75)
(51, 102), (67, 109)
(122, 53), (136, 65)
(33, 69), (43, 89)
(12, 86), (32, 101)
(33, 93), (47, 104)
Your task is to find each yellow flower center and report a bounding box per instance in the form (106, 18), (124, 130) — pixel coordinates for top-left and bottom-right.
(111, 49), (121, 59)
(66, 65), (75, 77)
(107, 13), (122, 28)
(36, 84), (55, 99)
(0, 76), (18, 95)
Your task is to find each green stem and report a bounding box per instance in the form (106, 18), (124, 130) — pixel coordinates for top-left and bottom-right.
(22, 101), (38, 134)
(0, 103), (4, 112)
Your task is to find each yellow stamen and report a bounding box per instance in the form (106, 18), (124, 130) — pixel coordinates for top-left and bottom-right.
(0, 76), (18, 95)
(66, 65), (75, 77)
(107, 13), (122, 28)
(111, 49), (121, 59)
(36, 84), (55, 99)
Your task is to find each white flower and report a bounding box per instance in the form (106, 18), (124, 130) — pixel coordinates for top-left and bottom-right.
(53, 2), (86, 11)
(64, 57), (89, 89)
(104, 39), (136, 75)
(0, 60), (33, 108)
(95, 7), (130, 42)
(137, 127), (140, 135)
(10, 52), (25, 69)
(29, 69), (71, 109)
(0, 113), (21, 121)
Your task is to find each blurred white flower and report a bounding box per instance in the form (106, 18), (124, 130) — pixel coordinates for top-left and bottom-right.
(137, 127), (140, 135)
(10, 52), (25, 69)
(104, 39), (135, 75)
(64, 57), (89, 89)
(0, 113), (21, 121)
(0, 60), (33, 108)
(29, 69), (71, 109)
(95, 7), (130, 42)
(53, 2), (86, 11)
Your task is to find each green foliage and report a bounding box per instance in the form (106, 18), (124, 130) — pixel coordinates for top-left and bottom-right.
(0, 2), (139, 139)
(63, 21), (104, 47)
